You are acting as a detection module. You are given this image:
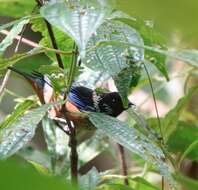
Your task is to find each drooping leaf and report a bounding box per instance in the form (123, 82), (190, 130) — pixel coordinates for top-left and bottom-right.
(0, 101), (64, 160)
(114, 63), (141, 107)
(88, 112), (175, 186)
(163, 86), (198, 140)
(79, 167), (100, 190)
(0, 19), (29, 54)
(40, 1), (113, 57)
(0, 99), (36, 130)
(42, 117), (69, 174)
(85, 20), (144, 76)
(167, 121), (198, 161)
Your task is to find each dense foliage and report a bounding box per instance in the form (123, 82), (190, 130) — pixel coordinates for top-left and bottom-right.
(0, 0), (198, 190)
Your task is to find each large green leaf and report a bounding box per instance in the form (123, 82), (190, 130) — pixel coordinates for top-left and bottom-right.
(88, 112), (175, 186)
(85, 20), (144, 76)
(167, 121), (198, 160)
(0, 101), (64, 160)
(162, 86), (198, 140)
(40, 1), (113, 57)
(0, 19), (29, 54)
(0, 0), (35, 17)
(109, 11), (169, 80)
(0, 99), (36, 129)
(0, 159), (75, 190)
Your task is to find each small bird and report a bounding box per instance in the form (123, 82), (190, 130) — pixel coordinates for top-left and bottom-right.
(8, 67), (132, 119)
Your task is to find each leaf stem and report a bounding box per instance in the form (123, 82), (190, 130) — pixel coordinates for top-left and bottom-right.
(118, 144), (129, 185)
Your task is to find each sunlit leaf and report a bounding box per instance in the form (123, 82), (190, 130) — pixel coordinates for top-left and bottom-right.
(0, 19), (29, 54)
(0, 0), (35, 17)
(85, 20), (144, 76)
(0, 99), (36, 129)
(40, 1), (113, 57)
(88, 112), (175, 186)
(0, 101), (64, 160)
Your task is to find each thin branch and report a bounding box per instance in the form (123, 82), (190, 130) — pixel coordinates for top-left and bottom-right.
(118, 144), (129, 185)
(143, 62), (164, 144)
(0, 29), (39, 48)
(36, 0), (78, 183)
(0, 29), (75, 56)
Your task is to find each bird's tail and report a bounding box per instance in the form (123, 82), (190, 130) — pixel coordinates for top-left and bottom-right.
(8, 67), (52, 104)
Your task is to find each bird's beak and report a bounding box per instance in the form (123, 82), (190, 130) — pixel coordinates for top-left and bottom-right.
(127, 101), (135, 109)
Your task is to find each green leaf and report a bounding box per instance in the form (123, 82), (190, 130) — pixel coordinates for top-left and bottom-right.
(109, 11), (169, 80)
(40, 1), (112, 57)
(0, 47), (44, 72)
(0, 0), (36, 17)
(88, 112), (175, 186)
(0, 19), (29, 54)
(163, 86), (198, 140)
(132, 177), (160, 190)
(0, 159), (75, 190)
(114, 63), (141, 107)
(28, 160), (50, 176)
(31, 18), (74, 68)
(99, 183), (134, 190)
(42, 117), (69, 174)
(175, 172), (198, 190)
(79, 167), (100, 190)
(167, 121), (198, 160)
(85, 20), (144, 76)
(0, 99), (36, 130)
(0, 101), (64, 160)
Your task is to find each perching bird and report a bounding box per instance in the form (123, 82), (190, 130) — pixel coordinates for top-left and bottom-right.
(8, 67), (132, 119)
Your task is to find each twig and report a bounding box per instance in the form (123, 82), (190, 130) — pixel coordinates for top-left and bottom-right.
(0, 70), (11, 97)
(118, 144), (129, 185)
(0, 29), (75, 56)
(0, 29), (40, 48)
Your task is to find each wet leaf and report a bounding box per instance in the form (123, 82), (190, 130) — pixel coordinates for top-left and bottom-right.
(0, 101), (64, 160)
(88, 112), (175, 186)
(40, 1), (112, 57)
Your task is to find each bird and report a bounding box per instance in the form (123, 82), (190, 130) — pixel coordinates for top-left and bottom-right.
(8, 66), (132, 118)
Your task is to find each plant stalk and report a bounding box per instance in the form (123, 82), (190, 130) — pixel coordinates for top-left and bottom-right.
(118, 144), (129, 185)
